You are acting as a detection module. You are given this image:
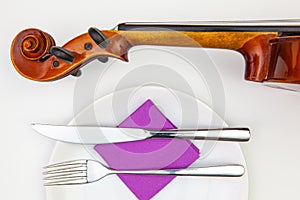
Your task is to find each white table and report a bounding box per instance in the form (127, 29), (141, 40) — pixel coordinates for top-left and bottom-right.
(1, 0), (300, 199)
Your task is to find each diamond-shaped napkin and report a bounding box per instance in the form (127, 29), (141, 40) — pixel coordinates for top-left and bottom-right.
(94, 100), (200, 199)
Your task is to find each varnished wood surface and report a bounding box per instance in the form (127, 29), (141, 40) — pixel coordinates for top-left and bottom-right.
(11, 30), (131, 81)
(13, 28), (300, 83)
(120, 31), (278, 82)
(267, 36), (300, 83)
(120, 31), (276, 49)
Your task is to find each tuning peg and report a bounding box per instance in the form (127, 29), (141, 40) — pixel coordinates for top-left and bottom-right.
(71, 70), (82, 77)
(50, 46), (75, 63)
(88, 27), (109, 49)
(98, 57), (108, 63)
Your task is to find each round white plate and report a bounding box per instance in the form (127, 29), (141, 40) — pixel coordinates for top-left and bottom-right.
(46, 86), (248, 200)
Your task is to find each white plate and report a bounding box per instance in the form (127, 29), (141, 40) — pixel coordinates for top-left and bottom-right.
(46, 86), (248, 200)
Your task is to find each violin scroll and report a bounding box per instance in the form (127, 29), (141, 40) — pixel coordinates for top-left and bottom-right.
(18, 29), (55, 61)
(10, 27), (131, 81)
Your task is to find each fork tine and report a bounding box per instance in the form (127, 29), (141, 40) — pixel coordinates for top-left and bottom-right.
(43, 169), (86, 175)
(44, 171), (87, 180)
(44, 160), (87, 169)
(44, 177), (87, 186)
(45, 163), (86, 170)
(43, 165), (87, 175)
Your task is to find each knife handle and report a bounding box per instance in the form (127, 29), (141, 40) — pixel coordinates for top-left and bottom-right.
(150, 128), (250, 142)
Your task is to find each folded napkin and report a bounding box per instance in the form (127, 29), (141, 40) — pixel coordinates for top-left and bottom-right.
(94, 100), (200, 200)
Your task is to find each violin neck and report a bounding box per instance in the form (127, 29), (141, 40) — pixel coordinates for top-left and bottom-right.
(116, 30), (277, 50)
(117, 21), (300, 35)
(116, 22), (295, 51)
(115, 21), (300, 51)
(113, 21), (300, 83)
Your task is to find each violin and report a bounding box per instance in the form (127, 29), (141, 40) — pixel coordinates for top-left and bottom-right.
(10, 20), (300, 84)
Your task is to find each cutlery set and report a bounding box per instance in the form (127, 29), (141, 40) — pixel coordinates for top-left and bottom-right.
(33, 123), (250, 185)
(11, 19), (300, 196)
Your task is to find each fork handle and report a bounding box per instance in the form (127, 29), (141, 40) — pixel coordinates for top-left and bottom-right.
(114, 165), (245, 177)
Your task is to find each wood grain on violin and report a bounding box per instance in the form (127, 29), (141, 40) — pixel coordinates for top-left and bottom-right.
(10, 20), (300, 83)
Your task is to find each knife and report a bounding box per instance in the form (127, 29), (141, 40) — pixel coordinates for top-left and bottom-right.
(32, 123), (250, 144)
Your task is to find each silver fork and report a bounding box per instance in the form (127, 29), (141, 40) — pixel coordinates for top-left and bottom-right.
(43, 159), (245, 186)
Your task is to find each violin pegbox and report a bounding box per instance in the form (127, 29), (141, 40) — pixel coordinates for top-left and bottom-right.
(10, 27), (131, 81)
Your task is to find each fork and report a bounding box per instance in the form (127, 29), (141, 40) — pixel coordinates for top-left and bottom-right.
(43, 159), (245, 186)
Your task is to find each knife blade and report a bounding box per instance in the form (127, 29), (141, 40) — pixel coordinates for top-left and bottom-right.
(32, 123), (250, 144)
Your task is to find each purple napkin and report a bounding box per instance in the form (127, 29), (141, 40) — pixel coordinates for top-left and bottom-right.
(94, 100), (200, 199)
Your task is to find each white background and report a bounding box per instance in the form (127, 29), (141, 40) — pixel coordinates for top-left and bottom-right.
(1, 0), (300, 199)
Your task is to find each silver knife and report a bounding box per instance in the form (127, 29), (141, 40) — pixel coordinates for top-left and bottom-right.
(32, 123), (250, 144)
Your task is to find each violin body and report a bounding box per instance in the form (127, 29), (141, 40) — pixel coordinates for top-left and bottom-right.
(10, 20), (300, 83)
